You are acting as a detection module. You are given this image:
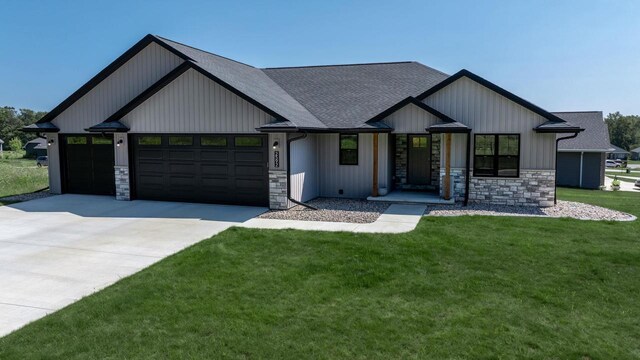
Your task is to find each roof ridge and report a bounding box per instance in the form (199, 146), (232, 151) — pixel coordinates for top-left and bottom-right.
(262, 61), (416, 70)
(153, 35), (256, 68)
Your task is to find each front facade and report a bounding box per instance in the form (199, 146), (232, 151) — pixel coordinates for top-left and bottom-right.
(24, 138), (47, 157)
(607, 145), (630, 160)
(25, 35), (582, 209)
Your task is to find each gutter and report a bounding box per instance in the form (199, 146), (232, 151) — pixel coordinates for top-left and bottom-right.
(555, 133), (580, 204)
(286, 133), (317, 210)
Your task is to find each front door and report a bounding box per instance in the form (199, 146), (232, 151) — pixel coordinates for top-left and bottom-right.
(407, 135), (431, 185)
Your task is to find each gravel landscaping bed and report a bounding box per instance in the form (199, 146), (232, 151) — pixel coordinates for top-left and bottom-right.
(425, 200), (635, 221)
(0, 190), (52, 203)
(259, 198), (390, 223)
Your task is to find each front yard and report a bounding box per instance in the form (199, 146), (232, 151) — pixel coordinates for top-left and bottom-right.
(0, 151), (48, 203)
(0, 189), (639, 359)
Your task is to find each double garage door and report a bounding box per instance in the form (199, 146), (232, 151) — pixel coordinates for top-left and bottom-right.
(132, 134), (269, 206)
(62, 134), (269, 206)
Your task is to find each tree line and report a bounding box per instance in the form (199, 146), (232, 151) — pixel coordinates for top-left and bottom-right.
(0, 107), (48, 150)
(606, 112), (640, 151)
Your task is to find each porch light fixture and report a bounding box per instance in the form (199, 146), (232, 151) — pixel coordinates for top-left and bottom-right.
(116, 139), (124, 147)
(272, 141), (279, 150)
(47, 139), (54, 146)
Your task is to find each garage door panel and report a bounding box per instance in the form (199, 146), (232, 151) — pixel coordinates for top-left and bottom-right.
(168, 150), (196, 161)
(133, 134), (268, 206)
(137, 149), (164, 160)
(234, 151), (265, 162)
(201, 151), (229, 162)
(201, 164), (229, 176)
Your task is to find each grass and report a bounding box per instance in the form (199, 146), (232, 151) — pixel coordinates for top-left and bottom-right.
(0, 150), (49, 199)
(0, 189), (639, 359)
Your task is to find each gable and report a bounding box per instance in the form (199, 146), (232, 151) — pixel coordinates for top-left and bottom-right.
(121, 68), (276, 133)
(382, 103), (441, 133)
(424, 76), (556, 170)
(51, 42), (184, 133)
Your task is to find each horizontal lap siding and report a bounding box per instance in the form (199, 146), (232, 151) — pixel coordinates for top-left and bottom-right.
(424, 77), (556, 169)
(290, 135), (319, 202)
(123, 69), (275, 133)
(383, 103), (440, 133)
(317, 134), (374, 198)
(53, 43), (183, 133)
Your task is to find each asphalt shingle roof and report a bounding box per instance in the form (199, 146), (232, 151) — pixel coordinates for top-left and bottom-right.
(154, 36), (326, 129)
(262, 63), (449, 128)
(552, 112), (613, 151)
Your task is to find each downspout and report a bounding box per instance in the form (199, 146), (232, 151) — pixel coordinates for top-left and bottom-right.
(464, 131), (471, 206)
(286, 132), (317, 210)
(555, 132), (580, 204)
(579, 151), (584, 188)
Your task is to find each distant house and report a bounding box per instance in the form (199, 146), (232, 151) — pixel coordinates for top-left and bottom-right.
(23, 138), (47, 157)
(0, 139), (4, 154)
(554, 111), (613, 189)
(631, 147), (640, 161)
(607, 144), (630, 160)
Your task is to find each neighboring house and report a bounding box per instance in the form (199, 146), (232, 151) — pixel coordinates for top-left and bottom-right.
(630, 147), (640, 160)
(607, 145), (630, 160)
(24, 34), (582, 209)
(0, 139), (3, 154)
(553, 112), (613, 189)
(23, 138), (47, 157)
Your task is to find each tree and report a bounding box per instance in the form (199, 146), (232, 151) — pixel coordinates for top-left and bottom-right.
(0, 106), (48, 146)
(8, 137), (23, 151)
(606, 112), (640, 151)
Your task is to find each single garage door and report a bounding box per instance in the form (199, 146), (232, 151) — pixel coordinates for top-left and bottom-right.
(132, 134), (268, 206)
(62, 134), (115, 195)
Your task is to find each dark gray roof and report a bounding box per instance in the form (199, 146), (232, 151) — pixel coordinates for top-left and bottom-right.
(631, 147), (640, 153)
(154, 36), (326, 130)
(262, 62), (448, 128)
(552, 112), (613, 151)
(26, 138), (46, 146)
(609, 144), (629, 154)
(427, 121), (470, 133)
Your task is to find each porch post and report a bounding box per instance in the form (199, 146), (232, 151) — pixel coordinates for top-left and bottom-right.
(443, 133), (451, 200)
(372, 132), (379, 197)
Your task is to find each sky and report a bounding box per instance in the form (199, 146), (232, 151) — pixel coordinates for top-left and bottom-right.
(1, 0), (638, 116)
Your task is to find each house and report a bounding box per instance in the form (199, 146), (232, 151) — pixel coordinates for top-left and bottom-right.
(631, 147), (640, 161)
(23, 34), (582, 209)
(553, 112), (613, 189)
(23, 138), (47, 157)
(607, 144), (630, 160)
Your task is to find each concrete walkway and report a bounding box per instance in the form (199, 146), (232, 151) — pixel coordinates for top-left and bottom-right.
(604, 176), (640, 192)
(0, 194), (266, 337)
(240, 204), (426, 233)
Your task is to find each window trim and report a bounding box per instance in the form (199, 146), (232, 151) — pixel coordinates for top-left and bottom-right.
(339, 133), (359, 166)
(473, 133), (520, 178)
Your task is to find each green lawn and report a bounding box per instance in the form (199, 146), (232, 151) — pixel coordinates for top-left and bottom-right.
(1, 189), (639, 359)
(0, 150), (49, 200)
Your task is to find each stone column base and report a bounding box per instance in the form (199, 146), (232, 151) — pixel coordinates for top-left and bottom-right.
(269, 170), (289, 209)
(115, 165), (130, 201)
(468, 169), (555, 207)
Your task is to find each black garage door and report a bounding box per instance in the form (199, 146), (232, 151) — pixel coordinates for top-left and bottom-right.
(63, 134), (115, 195)
(132, 134), (268, 206)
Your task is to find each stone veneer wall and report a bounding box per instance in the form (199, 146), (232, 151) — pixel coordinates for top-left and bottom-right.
(468, 169), (555, 207)
(114, 166), (130, 201)
(430, 135), (441, 185)
(269, 170), (289, 209)
(439, 168), (466, 202)
(394, 135), (407, 188)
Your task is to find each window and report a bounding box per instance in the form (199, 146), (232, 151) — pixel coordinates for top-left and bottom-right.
(138, 136), (162, 146)
(411, 136), (428, 148)
(66, 136), (87, 145)
(235, 136), (262, 147)
(474, 134), (520, 177)
(92, 136), (112, 145)
(169, 136), (193, 146)
(339, 134), (358, 165)
(201, 136), (227, 147)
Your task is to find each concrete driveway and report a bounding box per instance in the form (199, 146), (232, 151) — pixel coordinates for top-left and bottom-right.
(0, 194), (266, 337)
